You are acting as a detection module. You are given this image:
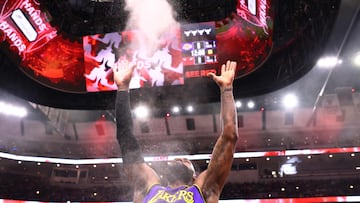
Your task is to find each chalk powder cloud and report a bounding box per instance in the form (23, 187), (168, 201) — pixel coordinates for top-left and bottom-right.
(124, 0), (179, 57)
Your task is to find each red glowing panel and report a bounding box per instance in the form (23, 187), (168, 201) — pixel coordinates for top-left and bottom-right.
(20, 36), (85, 92)
(0, 0), (86, 92)
(215, 0), (273, 77)
(0, 0), (58, 56)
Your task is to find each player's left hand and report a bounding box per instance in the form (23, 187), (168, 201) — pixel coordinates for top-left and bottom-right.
(112, 59), (136, 91)
(207, 60), (236, 91)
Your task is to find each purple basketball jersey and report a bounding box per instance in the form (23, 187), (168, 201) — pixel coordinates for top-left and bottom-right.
(142, 184), (206, 203)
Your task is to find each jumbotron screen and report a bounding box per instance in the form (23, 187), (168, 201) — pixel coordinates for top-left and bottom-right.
(0, 0), (273, 93)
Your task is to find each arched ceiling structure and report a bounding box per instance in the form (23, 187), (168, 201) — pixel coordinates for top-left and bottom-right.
(0, 0), (343, 110)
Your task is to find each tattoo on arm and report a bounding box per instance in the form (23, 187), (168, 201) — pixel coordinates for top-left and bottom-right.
(202, 89), (238, 196)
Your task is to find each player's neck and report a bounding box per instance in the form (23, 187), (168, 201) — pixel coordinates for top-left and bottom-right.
(169, 181), (187, 188)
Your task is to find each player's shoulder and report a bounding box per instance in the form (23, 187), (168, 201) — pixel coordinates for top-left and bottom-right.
(194, 170), (221, 202)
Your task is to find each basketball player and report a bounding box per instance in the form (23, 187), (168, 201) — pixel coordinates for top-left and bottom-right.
(113, 59), (238, 203)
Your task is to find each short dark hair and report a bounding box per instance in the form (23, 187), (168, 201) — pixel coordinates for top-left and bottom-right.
(164, 162), (194, 185)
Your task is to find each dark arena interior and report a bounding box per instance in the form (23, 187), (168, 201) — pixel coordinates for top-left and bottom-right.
(1, 0), (360, 202)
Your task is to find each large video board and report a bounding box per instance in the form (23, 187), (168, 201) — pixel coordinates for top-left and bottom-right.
(0, 0), (273, 93)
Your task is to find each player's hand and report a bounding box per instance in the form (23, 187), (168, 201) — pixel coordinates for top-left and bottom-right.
(112, 59), (136, 91)
(208, 60), (236, 91)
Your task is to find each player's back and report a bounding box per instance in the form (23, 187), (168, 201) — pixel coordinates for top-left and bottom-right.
(142, 184), (206, 203)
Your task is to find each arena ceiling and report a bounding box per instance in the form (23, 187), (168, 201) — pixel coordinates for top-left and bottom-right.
(0, 0), (358, 111)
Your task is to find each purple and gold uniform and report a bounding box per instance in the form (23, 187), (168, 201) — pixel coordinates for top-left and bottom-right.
(142, 184), (206, 203)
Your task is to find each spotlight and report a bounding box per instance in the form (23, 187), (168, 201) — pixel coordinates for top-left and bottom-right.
(186, 105), (193, 113)
(172, 106), (180, 113)
(282, 94), (298, 109)
(354, 52), (360, 67)
(134, 105), (150, 119)
(0, 101), (27, 117)
(235, 101), (242, 108)
(247, 101), (255, 109)
(316, 56), (341, 68)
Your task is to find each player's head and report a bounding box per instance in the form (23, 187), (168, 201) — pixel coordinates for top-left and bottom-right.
(164, 158), (196, 186)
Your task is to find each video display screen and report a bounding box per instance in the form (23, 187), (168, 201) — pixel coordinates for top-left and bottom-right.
(0, 0), (273, 93)
(83, 29), (184, 92)
(181, 22), (218, 66)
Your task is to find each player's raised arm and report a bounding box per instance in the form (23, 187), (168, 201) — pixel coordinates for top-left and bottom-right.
(113, 60), (160, 202)
(195, 60), (239, 201)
